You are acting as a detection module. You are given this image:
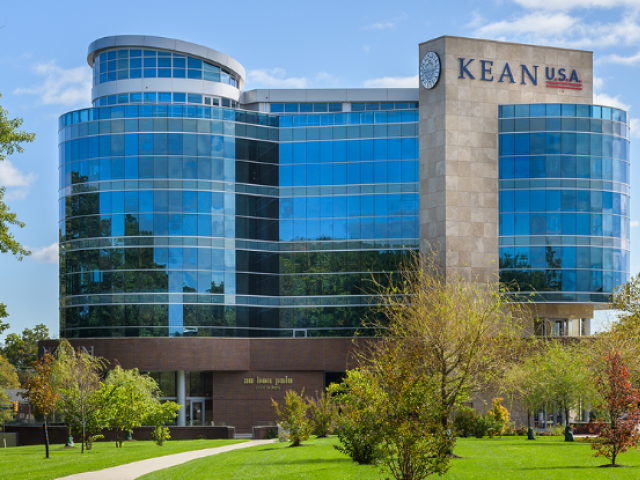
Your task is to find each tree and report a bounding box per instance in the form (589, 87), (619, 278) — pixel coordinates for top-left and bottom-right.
(372, 251), (525, 440)
(370, 340), (452, 480)
(590, 349), (640, 467)
(0, 352), (19, 390)
(0, 352), (19, 424)
(96, 366), (161, 447)
(146, 401), (180, 446)
(0, 314), (8, 335)
(272, 389), (313, 447)
(21, 352), (59, 458)
(3, 324), (51, 379)
(330, 369), (384, 465)
(502, 344), (546, 430)
(52, 340), (106, 452)
(538, 341), (594, 427)
(0, 94), (36, 319)
(307, 390), (337, 438)
(609, 273), (640, 335)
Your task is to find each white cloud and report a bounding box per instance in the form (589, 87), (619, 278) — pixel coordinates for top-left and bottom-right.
(630, 118), (640, 138)
(473, 10), (640, 50)
(0, 160), (35, 200)
(0, 160), (35, 187)
(593, 92), (631, 110)
(363, 45), (371, 53)
(315, 71), (339, 84)
(364, 75), (418, 88)
(246, 68), (307, 89)
(29, 243), (59, 264)
(593, 76), (605, 90)
(13, 60), (91, 107)
(474, 12), (577, 39)
(598, 51), (640, 65)
(364, 14), (407, 30)
(631, 220), (640, 227)
(513, 0), (640, 10)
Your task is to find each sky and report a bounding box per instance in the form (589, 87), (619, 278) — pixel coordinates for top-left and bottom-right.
(1, 0), (639, 339)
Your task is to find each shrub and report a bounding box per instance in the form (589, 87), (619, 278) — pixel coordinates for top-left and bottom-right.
(334, 417), (383, 465)
(307, 391), (337, 438)
(502, 422), (516, 436)
(452, 407), (478, 438)
(272, 389), (313, 447)
(85, 434), (104, 451)
(487, 398), (510, 435)
(152, 426), (171, 446)
(515, 425), (528, 436)
(328, 371), (383, 465)
(265, 427), (278, 439)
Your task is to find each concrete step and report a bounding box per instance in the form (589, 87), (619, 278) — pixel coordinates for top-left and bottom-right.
(234, 433), (254, 439)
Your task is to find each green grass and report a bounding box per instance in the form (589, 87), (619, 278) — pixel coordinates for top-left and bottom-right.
(0, 438), (244, 480)
(139, 436), (640, 480)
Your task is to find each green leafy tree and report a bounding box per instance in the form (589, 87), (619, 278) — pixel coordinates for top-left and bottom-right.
(146, 401), (180, 446)
(452, 407), (479, 438)
(2, 324), (51, 378)
(307, 390), (337, 438)
(21, 352), (59, 458)
(96, 366), (161, 447)
(0, 352), (19, 423)
(333, 339), (453, 480)
(329, 369), (384, 465)
(371, 251), (525, 445)
(272, 389), (313, 447)
(538, 341), (594, 427)
(0, 352), (18, 390)
(371, 341), (452, 480)
(0, 94), (36, 318)
(52, 340), (106, 452)
(0, 315), (8, 335)
(502, 342), (547, 430)
(505, 340), (595, 429)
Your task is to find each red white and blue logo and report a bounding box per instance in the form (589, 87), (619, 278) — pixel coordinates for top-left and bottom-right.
(545, 67), (582, 90)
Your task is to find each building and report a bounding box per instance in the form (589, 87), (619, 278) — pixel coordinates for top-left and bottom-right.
(48, 35), (630, 432)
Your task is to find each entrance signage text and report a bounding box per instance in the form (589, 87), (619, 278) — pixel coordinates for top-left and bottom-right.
(243, 375), (294, 391)
(458, 58), (582, 90)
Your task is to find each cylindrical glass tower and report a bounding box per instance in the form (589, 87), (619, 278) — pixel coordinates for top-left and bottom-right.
(498, 103), (630, 332)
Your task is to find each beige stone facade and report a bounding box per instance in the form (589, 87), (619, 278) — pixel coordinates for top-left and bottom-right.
(419, 36), (593, 283)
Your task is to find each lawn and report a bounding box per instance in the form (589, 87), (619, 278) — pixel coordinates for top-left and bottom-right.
(139, 436), (640, 480)
(0, 438), (244, 480)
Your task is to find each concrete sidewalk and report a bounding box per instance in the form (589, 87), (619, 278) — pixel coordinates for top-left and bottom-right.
(56, 439), (274, 480)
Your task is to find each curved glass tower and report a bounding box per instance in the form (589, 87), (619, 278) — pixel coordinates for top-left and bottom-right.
(59, 36), (419, 339)
(498, 103), (630, 332)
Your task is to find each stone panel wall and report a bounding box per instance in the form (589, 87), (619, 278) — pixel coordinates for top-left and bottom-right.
(419, 36), (593, 281)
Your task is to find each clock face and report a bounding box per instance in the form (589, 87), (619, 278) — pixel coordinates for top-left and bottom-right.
(420, 51), (441, 90)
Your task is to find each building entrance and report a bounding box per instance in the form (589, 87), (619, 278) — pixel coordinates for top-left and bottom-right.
(187, 398), (206, 426)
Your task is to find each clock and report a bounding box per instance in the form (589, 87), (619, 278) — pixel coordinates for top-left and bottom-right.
(420, 51), (441, 90)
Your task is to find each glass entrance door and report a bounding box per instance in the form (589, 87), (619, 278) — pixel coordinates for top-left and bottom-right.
(189, 399), (205, 426)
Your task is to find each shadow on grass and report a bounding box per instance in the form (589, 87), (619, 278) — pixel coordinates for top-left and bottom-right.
(519, 465), (640, 470)
(264, 458), (353, 466)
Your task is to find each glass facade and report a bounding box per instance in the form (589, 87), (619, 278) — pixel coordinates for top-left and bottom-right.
(58, 104), (419, 338)
(93, 49), (238, 87)
(93, 92), (237, 108)
(498, 104), (631, 303)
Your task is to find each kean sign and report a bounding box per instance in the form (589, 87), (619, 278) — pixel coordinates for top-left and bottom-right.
(457, 58), (582, 91)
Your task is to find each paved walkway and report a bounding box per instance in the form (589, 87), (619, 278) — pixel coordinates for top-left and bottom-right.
(56, 439), (274, 480)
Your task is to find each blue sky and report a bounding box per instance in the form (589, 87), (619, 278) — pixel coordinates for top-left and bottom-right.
(1, 0), (639, 338)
